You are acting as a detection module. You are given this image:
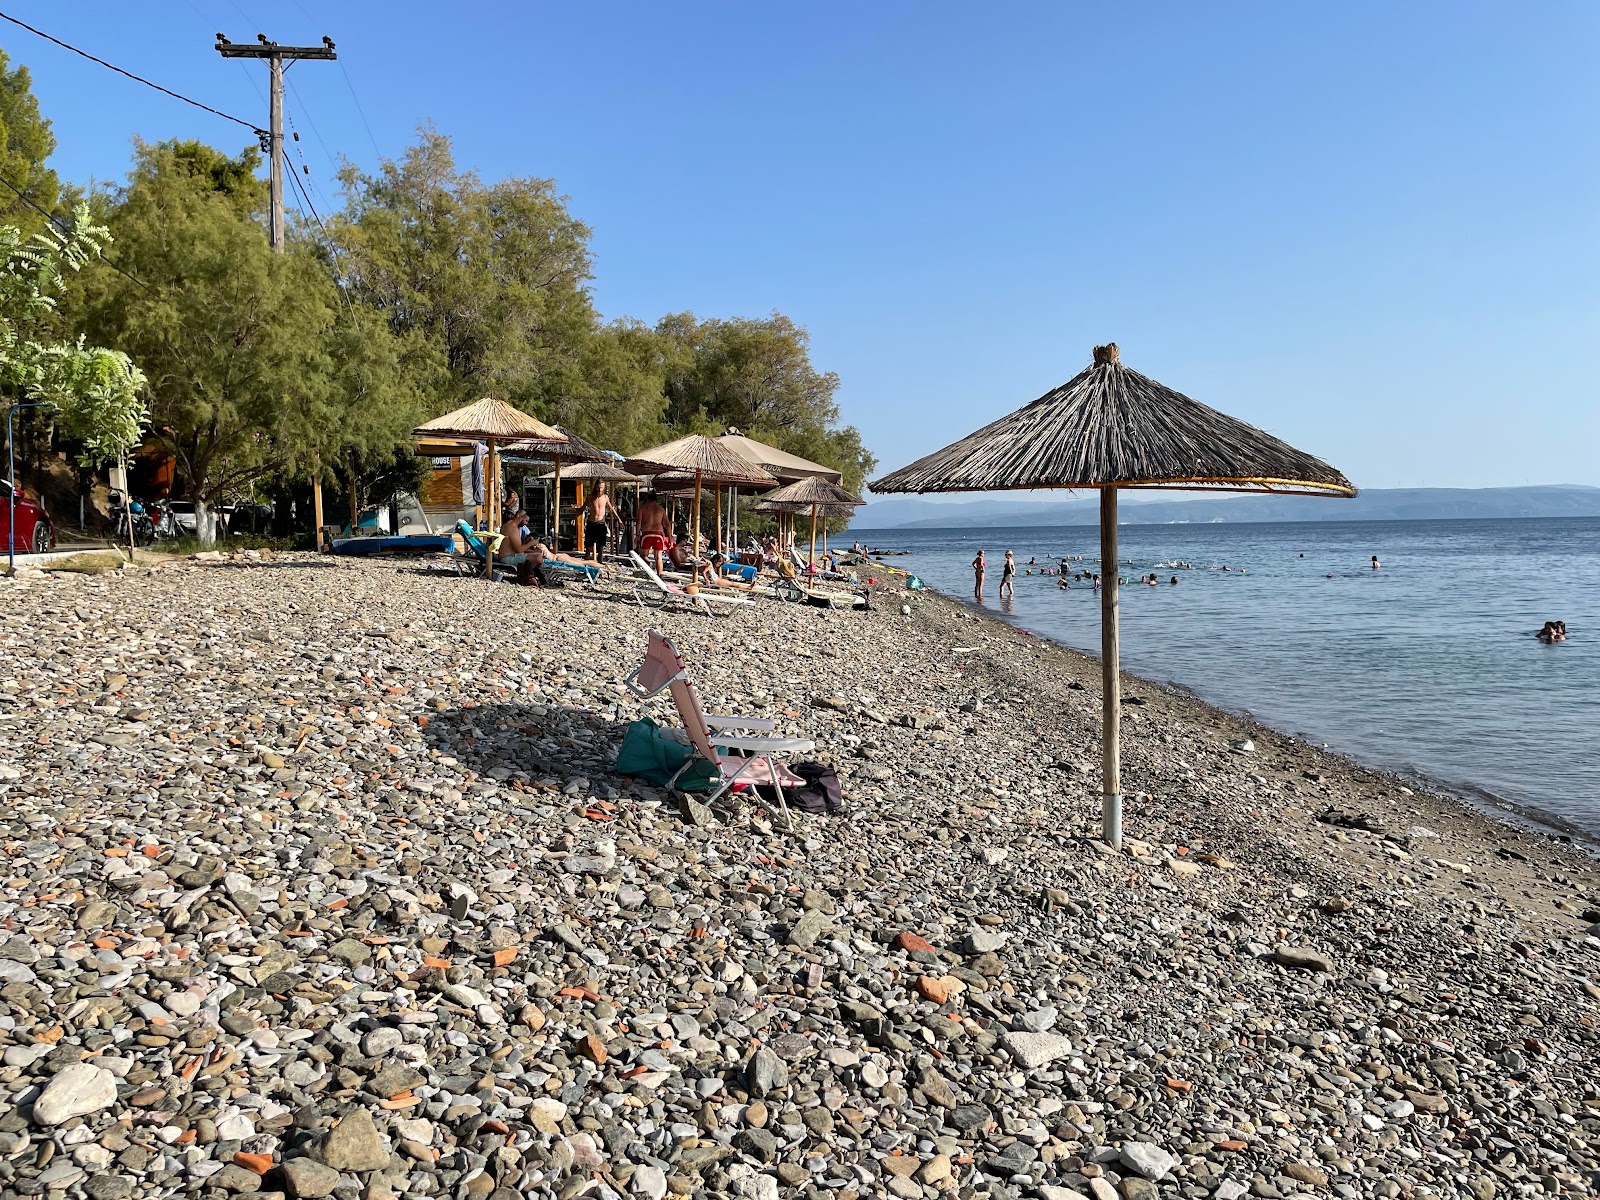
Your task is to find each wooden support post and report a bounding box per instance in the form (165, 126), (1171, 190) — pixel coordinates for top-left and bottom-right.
(690, 470), (703, 560)
(552, 457), (562, 547)
(312, 475), (325, 552)
(575, 482), (586, 554)
(807, 503), (818, 587)
(1100, 486), (1121, 849)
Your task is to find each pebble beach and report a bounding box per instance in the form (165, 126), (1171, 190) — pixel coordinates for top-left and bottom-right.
(1, 552), (1597, 1200)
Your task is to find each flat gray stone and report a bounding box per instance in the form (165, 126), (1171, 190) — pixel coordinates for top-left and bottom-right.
(32, 1062), (118, 1126)
(1001, 1031), (1075, 1069)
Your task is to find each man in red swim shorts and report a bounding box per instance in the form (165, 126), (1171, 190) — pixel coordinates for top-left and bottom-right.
(637, 490), (672, 575)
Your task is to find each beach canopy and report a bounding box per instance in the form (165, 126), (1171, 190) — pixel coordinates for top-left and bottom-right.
(715, 431), (843, 485)
(413, 397), (568, 573)
(413, 396), (565, 444)
(534, 461), (640, 483)
(757, 476), (863, 510)
(870, 343), (1355, 848)
(627, 434), (776, 556)
(502, 426), (609, 464)
(751, 477), (863, 582)
(626, 434), (777, 486)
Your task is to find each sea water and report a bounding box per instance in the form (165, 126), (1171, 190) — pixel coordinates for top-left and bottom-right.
(854, 517), (1600, 837)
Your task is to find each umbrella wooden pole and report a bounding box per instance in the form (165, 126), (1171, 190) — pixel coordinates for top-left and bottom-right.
(485, 440), (498, 578)
(807, 503), (818, 587)
(714, 486), (723, 554)
(1100, 486), (1121, 849)
(575, 483), (586, 554)
(552, 456), (562, 547)
(691, 469), (703, 563)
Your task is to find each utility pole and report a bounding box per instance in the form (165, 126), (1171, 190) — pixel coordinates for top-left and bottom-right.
(216, 32), (337, 545)
(214, 33), (336, 250)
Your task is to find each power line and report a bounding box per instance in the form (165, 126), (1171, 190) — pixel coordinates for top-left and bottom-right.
(0, 9), (263, 135)
(337, 58), (382, 157)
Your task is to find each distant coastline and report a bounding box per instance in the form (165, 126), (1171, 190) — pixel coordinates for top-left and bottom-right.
(851, 484), (1600, 530)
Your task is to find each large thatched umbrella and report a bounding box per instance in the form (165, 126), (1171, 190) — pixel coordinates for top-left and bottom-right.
(870, 344), (1355, 848)
(626, 434), (775, 556)
(415, 398), (567, 576)
(502, 426), (608, 547)
(757, 477), (863, 579)
(714, 431), (842, 547)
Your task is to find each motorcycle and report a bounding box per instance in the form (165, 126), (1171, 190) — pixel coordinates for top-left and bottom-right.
(108, 491), (156, 546)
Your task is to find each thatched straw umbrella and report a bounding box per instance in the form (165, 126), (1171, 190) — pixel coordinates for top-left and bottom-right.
(502, 426), (608, 548)
(414, 398), (567, 576)
(757, 477), (863, 580)
(870, 343), (1355, 848)
(714, 432), (842, 547)
(626, 434), (775, 557)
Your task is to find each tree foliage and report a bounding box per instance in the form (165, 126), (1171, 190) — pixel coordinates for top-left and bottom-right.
(0, 205), (146, 465)
(80, 140), (422, 541)
(654, 312), (876, 491)
(0, 50), (60, 235)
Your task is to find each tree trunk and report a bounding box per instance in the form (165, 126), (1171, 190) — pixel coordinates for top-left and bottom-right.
(194, 498), (217, 546)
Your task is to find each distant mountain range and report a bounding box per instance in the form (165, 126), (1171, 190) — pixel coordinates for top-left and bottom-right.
(849, 485), (1600, 530)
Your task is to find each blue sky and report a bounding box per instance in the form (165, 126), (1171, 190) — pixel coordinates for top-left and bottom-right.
(9, 1), (1598, 492)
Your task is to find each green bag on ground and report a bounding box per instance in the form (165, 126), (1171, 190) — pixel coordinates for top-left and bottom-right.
(615, 717), (719, 792)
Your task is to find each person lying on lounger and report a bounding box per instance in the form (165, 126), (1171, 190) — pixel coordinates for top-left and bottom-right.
(500, 503), (607, 574)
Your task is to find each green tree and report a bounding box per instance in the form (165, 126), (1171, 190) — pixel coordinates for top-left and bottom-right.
(331, 127), (597, 411)
(653, 311), (876, 493)
(81, 140), (420, 543)
(0, 50), (60, 235)
(0, 205), (146, 468)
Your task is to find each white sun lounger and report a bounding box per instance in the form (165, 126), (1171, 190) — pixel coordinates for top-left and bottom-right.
(628, 552), (754, 617)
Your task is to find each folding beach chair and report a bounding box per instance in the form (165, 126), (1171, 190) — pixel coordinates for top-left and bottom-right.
(625, 629), (813, 825)
(628, 552), (754, 617)
(451, 520), (513, 580)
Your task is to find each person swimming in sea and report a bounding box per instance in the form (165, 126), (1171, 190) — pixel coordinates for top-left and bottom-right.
(1537, 621), (1567, 643)
(1170, 575), (1178, 585)
(1371, 555), (1381, 569)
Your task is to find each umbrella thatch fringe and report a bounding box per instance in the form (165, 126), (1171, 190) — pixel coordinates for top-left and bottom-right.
(627, 434), (776, 486)
(870, 353), (1354, 496)
(414, 397), (565, 442)
(503, 425), (609, 463)
(758, 476), (863, 508)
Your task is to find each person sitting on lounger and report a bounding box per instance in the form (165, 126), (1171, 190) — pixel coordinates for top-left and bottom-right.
(668, 539), (718, 587)
(501, 502), (605, 577)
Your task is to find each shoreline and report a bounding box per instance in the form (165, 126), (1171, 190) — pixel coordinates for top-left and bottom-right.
(2, 553), (1597, 1200)
(915, 580), (1600, 857)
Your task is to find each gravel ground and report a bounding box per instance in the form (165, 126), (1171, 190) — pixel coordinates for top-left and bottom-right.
(1, 552), (1597, 1200)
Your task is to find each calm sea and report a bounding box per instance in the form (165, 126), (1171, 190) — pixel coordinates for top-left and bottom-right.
(856, 517), (1599, 838)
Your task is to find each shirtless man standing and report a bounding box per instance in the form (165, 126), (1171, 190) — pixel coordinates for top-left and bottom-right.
(584, 482), (613, 562)
(637, 490), (670, 575)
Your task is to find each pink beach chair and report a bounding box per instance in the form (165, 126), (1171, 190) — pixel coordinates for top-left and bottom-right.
(624, 630), (813, 824)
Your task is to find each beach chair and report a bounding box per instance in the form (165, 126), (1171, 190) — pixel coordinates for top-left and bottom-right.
(628, 551), (754, 617)
(625, 630), (812, 824)
(451, 520), (513, 580)
(453, 519), (602, 587)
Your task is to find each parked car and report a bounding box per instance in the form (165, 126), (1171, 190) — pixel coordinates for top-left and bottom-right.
(225, 502), (274, 536)
(0, 480), (55, 554)
(166, 500), (199, 535)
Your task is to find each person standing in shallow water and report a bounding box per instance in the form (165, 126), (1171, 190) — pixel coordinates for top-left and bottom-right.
(999, 550), (1016, 598)
(1371, 555), (1381, 569)
(972, 549), (986, 596)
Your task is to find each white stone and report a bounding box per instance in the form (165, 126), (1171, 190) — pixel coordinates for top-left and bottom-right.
(631, 1164), (668, 1200)
(1120, 1141), (1180, 1181)
(32, 1063), (118, 1126)
(442, 983), (487, 1007)
(1001, 1031), (1075, 1069)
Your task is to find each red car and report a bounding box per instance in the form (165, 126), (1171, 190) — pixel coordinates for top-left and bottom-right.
(0, 480), (55, 554)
